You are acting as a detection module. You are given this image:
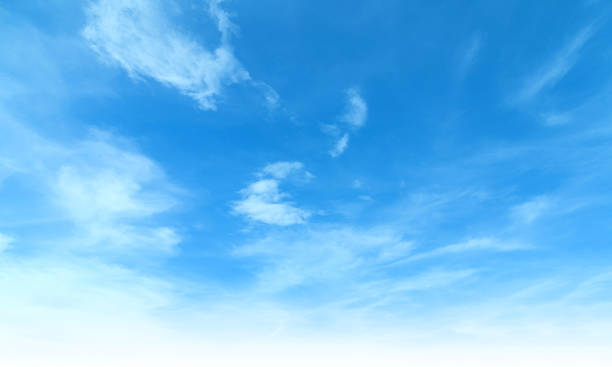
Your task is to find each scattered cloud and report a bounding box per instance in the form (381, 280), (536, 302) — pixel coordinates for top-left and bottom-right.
(83, 0), (251, 110)
(0, 233), (13, 252)
(260, 161), (309, 180)
(326, 88), (368, 157)
(516, 24), (595, 103)
(233, 162), (311, 226)
(340, 88), (368, 128)
(329, 133), (349, 158)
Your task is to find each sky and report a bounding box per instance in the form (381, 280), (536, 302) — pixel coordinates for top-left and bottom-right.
(1, 0), (612, 366)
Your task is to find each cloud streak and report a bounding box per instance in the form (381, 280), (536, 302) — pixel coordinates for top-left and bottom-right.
(516, 24), (595, 103)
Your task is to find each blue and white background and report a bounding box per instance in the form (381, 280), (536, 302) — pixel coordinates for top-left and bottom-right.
(1, 0), (612, 365)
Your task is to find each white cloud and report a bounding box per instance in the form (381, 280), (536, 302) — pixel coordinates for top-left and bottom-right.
(516, 25), (594, 103)
(329, 133), (349, 158)
(340, 88), (368, 128)
(83, 0), (250, 110)
(51, 134), (180, 253)
(0, 119), (181, 254)
(261, 161), (307, 180)
(233, 162), (310, 226)
(0, 233), (13, 252)
(511, 196), (551, 224)
(327, 88), (367, 157)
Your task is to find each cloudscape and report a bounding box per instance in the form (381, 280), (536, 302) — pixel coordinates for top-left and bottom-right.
(1, 1), (612, 366)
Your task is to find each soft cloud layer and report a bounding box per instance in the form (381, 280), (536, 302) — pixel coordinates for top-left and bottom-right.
(52, 134), (180, 253)
(233, 225), (417, 293)
(0, 119), (180, 254)
(83, 0), (250, 110)
(233, 162), (310, 226)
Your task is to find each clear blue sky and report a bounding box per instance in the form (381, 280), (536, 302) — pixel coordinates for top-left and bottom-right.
(1, 0), (612, 365)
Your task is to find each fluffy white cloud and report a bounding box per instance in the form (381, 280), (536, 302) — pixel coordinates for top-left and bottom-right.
(83, 0), (250, 110)
(233, 162), (310, 226)
(340, 88), (367, 128)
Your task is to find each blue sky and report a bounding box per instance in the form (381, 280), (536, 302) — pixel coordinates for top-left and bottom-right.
(1, 0), (612, 365)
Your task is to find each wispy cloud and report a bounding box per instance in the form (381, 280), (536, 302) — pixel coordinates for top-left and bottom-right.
(260, 161), (310, 180)
(397, 237), (530, 264)
(441, 237), (529, 253)
(83, 0), (250, 110)
(327, 88), (368, 157)
(329, 133), (349, 157)
(456, 32), (483, 79)
(51, 132), (180, 253)
(233, 225), (414, 293)
(233, 162), (311, 226)
(340, 88), (368, 128)
(0, 233), (13, 253)
(510, 196), (551, 224)
(391, 268), (476, 292)
(516, 24), (595, 103)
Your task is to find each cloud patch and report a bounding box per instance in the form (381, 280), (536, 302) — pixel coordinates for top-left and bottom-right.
(233, 162), (311, 226)
(0, 233), (13, 253)
(329, 133), (349, 158)
(83, 0), (251, 110)
(340, 88), (368, 128)
(325, 88), (368, 158)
